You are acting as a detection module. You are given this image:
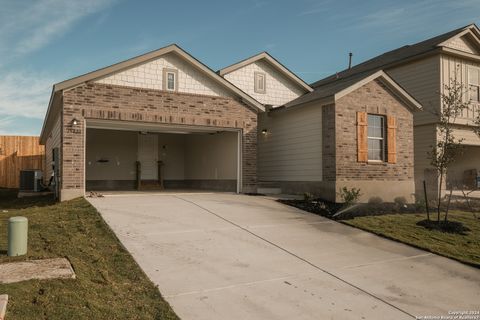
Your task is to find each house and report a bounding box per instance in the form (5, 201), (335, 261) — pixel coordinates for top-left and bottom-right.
(314, 23), (480, 197)
(39, 44), (419, 202)
(39, 45), (312, 201)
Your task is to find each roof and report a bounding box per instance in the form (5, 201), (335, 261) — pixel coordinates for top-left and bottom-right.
(312, 23), (480, 88)
(218, 52), (313, 93)
(40, 44), (265, 144)
(283, 70), (422, 111)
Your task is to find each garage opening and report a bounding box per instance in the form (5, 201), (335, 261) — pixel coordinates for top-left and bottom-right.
(85, 123), (241, 193)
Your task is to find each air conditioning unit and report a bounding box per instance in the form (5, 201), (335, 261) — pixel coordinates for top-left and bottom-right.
(19, 170), (43, 192)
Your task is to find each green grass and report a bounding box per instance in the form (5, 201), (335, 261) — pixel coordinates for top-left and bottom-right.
(0, 189), (178, 319)
(342, 211), (480, 267)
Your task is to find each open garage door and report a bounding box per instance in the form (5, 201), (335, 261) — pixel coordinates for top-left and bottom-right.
(85, 120), (242, 193)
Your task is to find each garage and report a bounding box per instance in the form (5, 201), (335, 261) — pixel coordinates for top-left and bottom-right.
(40, 44), (261, 201)
(85, 120), (241, 193)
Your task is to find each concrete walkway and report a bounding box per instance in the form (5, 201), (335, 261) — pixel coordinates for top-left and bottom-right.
(88, 193), (480, 320)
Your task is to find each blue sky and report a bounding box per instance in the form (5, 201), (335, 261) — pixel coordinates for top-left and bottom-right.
(1, 0), (479, 136)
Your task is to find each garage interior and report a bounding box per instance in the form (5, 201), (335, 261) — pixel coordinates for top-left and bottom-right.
(85, 124), (240, 193)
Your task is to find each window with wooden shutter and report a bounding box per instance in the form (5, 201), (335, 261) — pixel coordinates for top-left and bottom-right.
(387, 116), (397, 164)
(357, 112), (368, 162)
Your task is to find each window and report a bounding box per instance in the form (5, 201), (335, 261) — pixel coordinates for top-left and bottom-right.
(254, 72), (266, 94)
(469, 67), (480, 102)
(163, 69), (178, 91)
(367, 114), (385, 161)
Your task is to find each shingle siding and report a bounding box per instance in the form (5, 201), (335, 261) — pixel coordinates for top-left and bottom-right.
(96, 52), (232, 97)
(224, 60), (305, 106)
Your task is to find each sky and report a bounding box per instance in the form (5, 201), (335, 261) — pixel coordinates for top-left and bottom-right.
(1, 0), (479, 136)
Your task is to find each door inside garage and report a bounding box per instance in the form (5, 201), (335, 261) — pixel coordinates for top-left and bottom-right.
(85, 122), (241, 193)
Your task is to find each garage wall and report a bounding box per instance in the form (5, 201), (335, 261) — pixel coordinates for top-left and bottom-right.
(86, 129), (238, 191)
(86, 129), (137, 181)
(158, 133), (186, 180)
(185, 132), (238, 180)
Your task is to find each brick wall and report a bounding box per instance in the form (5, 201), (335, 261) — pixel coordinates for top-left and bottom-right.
(61, 83), (258, 196)
(333, 79), (414, 181)
(322, 104), (336, 181)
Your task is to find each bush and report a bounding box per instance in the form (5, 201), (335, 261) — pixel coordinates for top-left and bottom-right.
(394, 196), (407, 207)
(303, 192), (313, 202)
(368, 196), (383, 204)
(338, 187), (361, 206)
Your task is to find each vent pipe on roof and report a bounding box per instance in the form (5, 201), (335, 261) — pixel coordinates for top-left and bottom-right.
(348, 52), (353, 69)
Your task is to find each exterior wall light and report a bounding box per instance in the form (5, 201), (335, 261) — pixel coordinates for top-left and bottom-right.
(261, 129), (268, 135)
(71, 118), (79, 126)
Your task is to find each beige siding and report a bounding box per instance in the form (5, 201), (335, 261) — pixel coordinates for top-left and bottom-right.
(413, 124), (437, 188)
(96, 52), (232, 97)
(45, 114), (61, 182)
(444, 35), (479, 55)
(440, 54), (480, 121)
(258, 102), (322, 181)
(388, 55), (441, 125)
(224, 60), (305, 106)
(451, 126), (480, 146)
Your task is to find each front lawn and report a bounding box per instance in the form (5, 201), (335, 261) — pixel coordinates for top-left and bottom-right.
(341, 211), (480, 267)
(0, 189), (178, 319)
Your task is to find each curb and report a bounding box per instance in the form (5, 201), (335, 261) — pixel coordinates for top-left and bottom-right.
(0, 294), (8, 320)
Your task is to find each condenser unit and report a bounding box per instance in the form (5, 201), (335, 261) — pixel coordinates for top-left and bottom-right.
(19, 170), (43, 192)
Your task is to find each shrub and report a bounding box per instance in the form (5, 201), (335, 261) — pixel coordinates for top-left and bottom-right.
(394, 196), (407, 207)
(368, 196), (383, 205)
(338, 187), (361, 206)
(303, 192), (313, 202)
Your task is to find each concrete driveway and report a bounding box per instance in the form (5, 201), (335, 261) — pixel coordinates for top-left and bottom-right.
(88, 193), (480, 320)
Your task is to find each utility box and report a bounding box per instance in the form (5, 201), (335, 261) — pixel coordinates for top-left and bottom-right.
(8, 217), (28, 256)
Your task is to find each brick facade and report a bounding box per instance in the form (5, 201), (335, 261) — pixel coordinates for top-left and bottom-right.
(332, 79), (414, 182)
(61, 83), (258, 198)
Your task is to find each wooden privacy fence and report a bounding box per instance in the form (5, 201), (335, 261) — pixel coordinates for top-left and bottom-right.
(0, 136), (45, 188)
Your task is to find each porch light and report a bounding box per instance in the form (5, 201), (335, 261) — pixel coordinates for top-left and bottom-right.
(71, 118), (79, 126)
(261, 129), (268, 135)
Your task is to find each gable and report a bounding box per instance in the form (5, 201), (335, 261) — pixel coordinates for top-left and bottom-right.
(443, 34), (480, 55)
(96, 52), (233, 97)
(223, 59), (306, 106)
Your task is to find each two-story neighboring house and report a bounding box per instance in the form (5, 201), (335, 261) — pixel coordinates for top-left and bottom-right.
(313, 24), (480, 197)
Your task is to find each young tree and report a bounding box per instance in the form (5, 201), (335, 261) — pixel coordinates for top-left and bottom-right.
(428, 79), (470, 223)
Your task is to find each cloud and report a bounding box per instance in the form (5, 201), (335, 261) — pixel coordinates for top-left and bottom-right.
(0, 71), (55, 120)
(0, 0), (118, 135)
(297, 0), (334, 16)
(0, 0), (117, 61)
(352, 0), (480, 33)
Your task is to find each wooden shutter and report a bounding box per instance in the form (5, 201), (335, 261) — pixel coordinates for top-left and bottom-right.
(357, 112), (368, 162)
(387, 116), (397, 164)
